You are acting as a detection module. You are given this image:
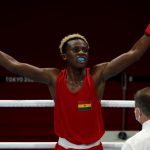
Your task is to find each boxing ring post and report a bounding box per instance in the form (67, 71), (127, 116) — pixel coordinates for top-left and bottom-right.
(0, 100), (135, 150)
(118, 72), (128, 140)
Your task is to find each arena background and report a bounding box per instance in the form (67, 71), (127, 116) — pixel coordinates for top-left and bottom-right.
(0, 0), (150, 144)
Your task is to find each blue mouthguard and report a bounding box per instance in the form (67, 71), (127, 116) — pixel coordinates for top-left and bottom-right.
(76, 56), (87, 63)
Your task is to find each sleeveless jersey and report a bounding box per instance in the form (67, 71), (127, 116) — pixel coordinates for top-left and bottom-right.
(54, 68), (105, 144)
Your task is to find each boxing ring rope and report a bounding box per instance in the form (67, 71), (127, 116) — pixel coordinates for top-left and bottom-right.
(0, 100), (135, 149)
(0, 99), (135, 108)
(0, 142), (124, 149)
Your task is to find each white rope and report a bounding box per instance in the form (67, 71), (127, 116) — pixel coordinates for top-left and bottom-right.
(0, 142), (124, 149)
(0, 100), (135, 108)
(0, 142), (55, 149)
(0, 100), (132, 149)
(0, 100), (54, 107)
(102, 100), (134, 108)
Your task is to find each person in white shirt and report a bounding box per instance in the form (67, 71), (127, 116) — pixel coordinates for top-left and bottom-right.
(121, 87), (150, 150)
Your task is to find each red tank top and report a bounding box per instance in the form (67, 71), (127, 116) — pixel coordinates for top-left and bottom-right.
(54, 68), (105, 144)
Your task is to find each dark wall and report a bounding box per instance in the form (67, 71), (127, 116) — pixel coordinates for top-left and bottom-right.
(0, 0), (150, 143)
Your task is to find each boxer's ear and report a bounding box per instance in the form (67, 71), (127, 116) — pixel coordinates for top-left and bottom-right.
(61, 53), (67, 60)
